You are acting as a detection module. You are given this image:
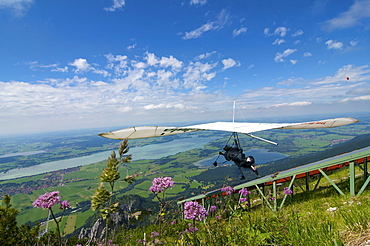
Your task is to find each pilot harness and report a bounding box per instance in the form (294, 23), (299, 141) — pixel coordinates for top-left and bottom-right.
(213, 132), (258, 179)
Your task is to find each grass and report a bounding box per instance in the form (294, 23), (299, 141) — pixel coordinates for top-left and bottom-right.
(110, 188), (370, 246)
(102, 162), (370, 246)
(3, 154), (370, 245)
(63, 215), (77, 235)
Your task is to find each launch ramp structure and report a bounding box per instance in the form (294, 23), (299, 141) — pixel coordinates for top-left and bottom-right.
(178, 145), (370, 212)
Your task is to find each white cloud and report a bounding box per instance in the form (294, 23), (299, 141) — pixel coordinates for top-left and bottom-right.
(183, 61), (216, 91)
(290, 59), (298, 65)
(182, 9), (229, 39)
(350, 40), (358, 46)
(325, 40), (343, 50)
(269, 101), (312, 108)
(190, 0), (206, 5)
(312, 64), (370, 85)
(2, 50), (370, 135)
(106, 54), (129, 76)
(145, 52), (159, 66)
(182, 23), (218, 40)
(159, 56), (183, 70)
(274, 27), (288, 37)
(52, 66), (69, 73)
(292, 30), (303, 36)
(143, 103), (190, 110)
(303, 52), (313, 57)
(222, 58), (237, 69)
(194, 51), (216, 60)
(27, 61), (62, 71)
(232, 27), (247, 37)
(93, 69), (110, 77)
(69, 58), (92, 73)
(340, 95), (370, 102)
(0, 0), (33, 15)
(127, 44), (137, 50)
(118, 106), (133, 113)
(272, 38), (286, 45)
(104, 0), (125, 12)
(264, 27), (288, 36)
(323, 0), (370, 30)
(274, 49), (297, 62)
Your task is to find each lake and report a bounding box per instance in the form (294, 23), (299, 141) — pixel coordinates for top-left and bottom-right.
(0, 137), (217, 180)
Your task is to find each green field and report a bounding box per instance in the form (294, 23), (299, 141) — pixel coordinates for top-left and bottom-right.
(1, 118), (370, 236)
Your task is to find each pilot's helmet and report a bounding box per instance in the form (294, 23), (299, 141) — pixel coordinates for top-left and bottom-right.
(223, 145), (232, 151)
(245, 156), (255, 164)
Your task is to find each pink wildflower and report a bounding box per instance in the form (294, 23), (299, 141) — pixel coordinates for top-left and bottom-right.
(284, 187), (293, 195)
(149, 177), (174, 194)
(60, 200), (71, 209)
(239, 198), (248, 203)
(209, 206), (217, 212)
(238, 188), (251, 197)
(221, 186), (234, 195)
(186, 226), (198, 233)
(183, 201), (208, 221)
(33, 191), (70, 210)
(33, 191), (61, 209)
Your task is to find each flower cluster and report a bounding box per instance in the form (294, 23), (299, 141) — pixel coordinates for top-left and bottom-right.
(33, 191), (70, 209)
(209, 205), (217, 212)
(221, 186), (234, 195)
(186, 223), (199, 233)
(97, 239), (118, 246)
(60, 200), (71, 210)
(239, 188), (251, 197)
(184, 201), (208, 221)
(238, 188), (251, 203)
(283, 187), (293, 195)
(149, 176), (174, 194)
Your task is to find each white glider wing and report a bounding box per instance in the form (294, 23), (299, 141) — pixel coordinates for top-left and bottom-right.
(98, 117), (358, 140)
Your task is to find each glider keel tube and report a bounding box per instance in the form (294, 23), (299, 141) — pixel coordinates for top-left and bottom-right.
(98, 126), (201, 140)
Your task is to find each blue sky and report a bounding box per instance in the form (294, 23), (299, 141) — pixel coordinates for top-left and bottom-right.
(1, 0), (370, 135)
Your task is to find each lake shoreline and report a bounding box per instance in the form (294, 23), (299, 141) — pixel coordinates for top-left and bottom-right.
(0, 137), (218, 181)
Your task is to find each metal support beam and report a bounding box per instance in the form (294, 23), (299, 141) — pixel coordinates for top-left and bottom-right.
(294, 179), (306, 193)
(273, 181), (277, 211)
(313, 172), (323, 191)
(305, 172), (309, 191)
(349, 161), (355, 196)
(357, 174), (370, 196)
(279, 175), (296, 210)
(318, 169), (345, 196)
(254, 184), (274, 211)
(365, 157), (368, 182)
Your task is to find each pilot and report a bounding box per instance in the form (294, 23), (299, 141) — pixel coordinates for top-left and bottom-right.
(218, 145), (259, 179)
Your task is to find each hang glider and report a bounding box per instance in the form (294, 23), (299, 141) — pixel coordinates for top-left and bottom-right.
(99, 117), (359, 144)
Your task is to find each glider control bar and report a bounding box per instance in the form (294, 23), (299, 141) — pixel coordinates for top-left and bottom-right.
(244, 133), (278, 145)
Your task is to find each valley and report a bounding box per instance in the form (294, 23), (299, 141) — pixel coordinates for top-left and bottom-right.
(0, 116), (369, 236)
